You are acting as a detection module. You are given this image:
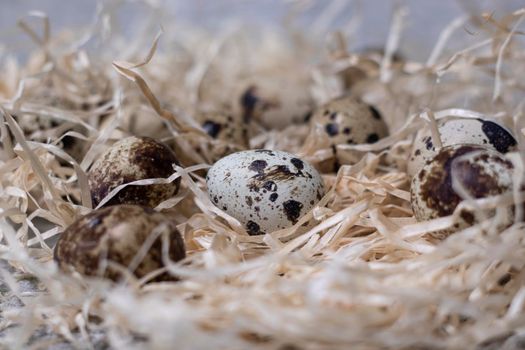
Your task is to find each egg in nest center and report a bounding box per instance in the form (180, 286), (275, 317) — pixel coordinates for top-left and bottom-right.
(206, 150), (325, 235)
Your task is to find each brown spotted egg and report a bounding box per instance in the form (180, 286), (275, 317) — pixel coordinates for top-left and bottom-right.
(198, 111), (248, 147)
(54, 205), (185, 281)
(407, 117), (517, 176)
(411, 144), (514, 237)
(206, 150), (325, 235)
(309, 95), (388, 146)
(88, 136), (180, 208)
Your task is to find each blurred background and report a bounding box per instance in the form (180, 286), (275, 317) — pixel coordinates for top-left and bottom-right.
(0, 0), (524, 61)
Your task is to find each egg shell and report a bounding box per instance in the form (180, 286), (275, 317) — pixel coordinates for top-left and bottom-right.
(54, 205), (185, 281)
(198, 111), (248, 147)
(238, 76), (313, 128)
(309, 95), (388, 147)
(88, 136), (180, 208)
(206, 150), (325, 235)
(407, 117), (517, 176)
(411, 144), (514, 236)
(12, 113), (87, 161)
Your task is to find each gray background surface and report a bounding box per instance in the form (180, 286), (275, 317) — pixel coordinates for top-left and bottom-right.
(0, 0), (524, 61)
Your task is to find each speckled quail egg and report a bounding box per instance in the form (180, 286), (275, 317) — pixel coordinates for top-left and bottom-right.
(309, 95), (389, 147)
(206, 150), (325, 235)
(88, 136), (180, 208)
(411, 144), (514, 236)
(407, 117), (517, 176)
(238, 77), (313, 128)
(198, 111), (248, 147)
(54, 205), (185, 281)
(10, 113), (87, 161)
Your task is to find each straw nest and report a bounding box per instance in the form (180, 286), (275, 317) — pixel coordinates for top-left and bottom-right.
(1, 2), (525, 349)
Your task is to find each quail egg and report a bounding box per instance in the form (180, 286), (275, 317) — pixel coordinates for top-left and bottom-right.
(309, 95), (389, 147)
(238, 77), (313, 128)
(411, 144), (514, 236)
(89, 136), (180, 208)
(9, 113), (87, 162)
(206, 150), (325, 235)
(407, 117), (517, 176)
(54, 205), (185, 281)
(198, 111), (247, 147)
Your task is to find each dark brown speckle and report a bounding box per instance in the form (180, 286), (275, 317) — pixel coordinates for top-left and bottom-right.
(283, 200), (303, 224)
(263, 181), (277, 191)
(248, 160), (268, 174)
(325, 123), (339, 136)
(424, 136), (433, 151)
(290, 158), (304, 170)
(366, 133), (379, 144)
(246, 220), (263, 235)
(479, 119), (517, 153)
(202, 120), (222, 138)
(368, 105), (382, 120)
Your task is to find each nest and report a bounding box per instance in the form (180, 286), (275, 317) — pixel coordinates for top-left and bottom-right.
(1, 2), (525, 349)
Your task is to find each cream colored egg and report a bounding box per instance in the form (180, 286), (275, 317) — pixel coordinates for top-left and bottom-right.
(309, 95), (389, 147)
(197, 111), (247, 147)
(206, 150), (325, 235)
